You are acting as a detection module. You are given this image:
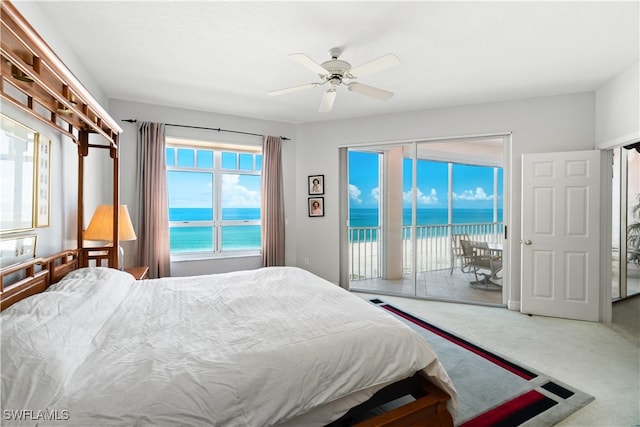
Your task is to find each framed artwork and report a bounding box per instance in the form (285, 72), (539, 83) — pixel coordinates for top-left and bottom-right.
(0, 235), (37, 268)
(36, 135), (51, 227)
(308, 174), (324, 195)
(308, 197), (324, 217)
(0, 114), (36, 233)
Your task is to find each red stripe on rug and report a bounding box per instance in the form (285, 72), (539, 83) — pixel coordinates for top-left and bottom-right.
(459, 390), (547, 427)
(381, 304), (535, 380)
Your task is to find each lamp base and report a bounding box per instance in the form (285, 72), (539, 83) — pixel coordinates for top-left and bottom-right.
(118, 245), (125, 271)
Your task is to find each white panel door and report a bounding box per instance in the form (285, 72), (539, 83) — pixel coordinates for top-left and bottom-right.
(521, 150), (601, 321)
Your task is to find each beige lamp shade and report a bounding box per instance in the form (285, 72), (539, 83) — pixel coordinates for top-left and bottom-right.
(84, 205), (137, 242)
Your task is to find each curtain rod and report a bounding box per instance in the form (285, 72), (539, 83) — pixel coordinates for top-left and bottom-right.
(122, 119), (290, 141)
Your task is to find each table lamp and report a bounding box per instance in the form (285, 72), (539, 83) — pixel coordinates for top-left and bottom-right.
(84, 205), (137, 269)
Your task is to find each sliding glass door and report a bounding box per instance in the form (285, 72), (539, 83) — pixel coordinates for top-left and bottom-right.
(345, 137), (505, 305)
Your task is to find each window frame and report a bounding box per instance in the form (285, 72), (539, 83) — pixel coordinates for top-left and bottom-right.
(166, 138), (262, 261)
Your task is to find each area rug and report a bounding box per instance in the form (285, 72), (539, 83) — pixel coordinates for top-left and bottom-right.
(370, 299), (594, 427)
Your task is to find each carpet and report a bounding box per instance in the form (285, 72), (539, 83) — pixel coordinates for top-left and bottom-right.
(370, 299), (594, 427)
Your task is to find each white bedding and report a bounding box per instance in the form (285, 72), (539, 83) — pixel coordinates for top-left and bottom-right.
(1, 266), (457, 426)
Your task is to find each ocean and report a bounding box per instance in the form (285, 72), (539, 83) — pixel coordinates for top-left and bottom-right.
(170, 208), (261, 253)
(169, 207), (503, 252)
(349, 207), (502, 227)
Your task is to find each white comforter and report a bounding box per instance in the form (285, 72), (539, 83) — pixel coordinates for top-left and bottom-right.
(1, 266), (456, 426)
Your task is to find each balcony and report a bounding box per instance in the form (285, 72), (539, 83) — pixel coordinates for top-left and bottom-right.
(348, 222), (504, 305)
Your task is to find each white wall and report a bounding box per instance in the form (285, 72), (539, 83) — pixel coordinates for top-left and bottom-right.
(595, 61), (640, 148)
(107, 99), (297, 275)
(293, 92), (596, 308)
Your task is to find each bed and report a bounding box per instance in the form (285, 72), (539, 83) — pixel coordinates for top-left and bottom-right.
(1, 251), (457, 427)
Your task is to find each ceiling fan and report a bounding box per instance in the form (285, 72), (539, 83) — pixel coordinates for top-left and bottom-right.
(268, 48), (400, 112)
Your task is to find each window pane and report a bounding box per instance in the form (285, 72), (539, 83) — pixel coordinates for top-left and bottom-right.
(239, 153), (253, 171)
(170, 226), (213, 253)
(452, 164), (494, 223)
(412, 159), (448, 225)
(348, 151), (381, 227)
(167, 171), (214, 220)
(222, 225), (261, 250)
(166, 148), (175, 166)
(222, 152), (237, 169)
(197, 150), (213, 169)
(256, 155), (262, 171)
(177, 148), (194, 167)
(221, 174), (261, 220)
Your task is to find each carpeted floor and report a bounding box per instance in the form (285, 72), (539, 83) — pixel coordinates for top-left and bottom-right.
(370, 299), (594, 427)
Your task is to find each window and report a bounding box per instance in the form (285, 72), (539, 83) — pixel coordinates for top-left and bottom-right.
(166, 140), (262, 258)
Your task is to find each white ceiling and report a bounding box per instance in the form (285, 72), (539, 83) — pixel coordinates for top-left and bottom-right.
(27, 1), (639, 124)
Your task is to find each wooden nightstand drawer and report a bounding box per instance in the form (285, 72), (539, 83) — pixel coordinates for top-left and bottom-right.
(125, 266), (149, 280)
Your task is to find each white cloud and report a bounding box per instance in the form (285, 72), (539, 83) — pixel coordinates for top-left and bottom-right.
(222, 174), (260, 207)
(349, 184), (362, 204)
(453, 187), (494, 201)
(370, 187), (380, 203)
(403, 187), (438, 205)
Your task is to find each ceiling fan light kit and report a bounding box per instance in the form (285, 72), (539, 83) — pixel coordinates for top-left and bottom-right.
(269, 48), (399, 112)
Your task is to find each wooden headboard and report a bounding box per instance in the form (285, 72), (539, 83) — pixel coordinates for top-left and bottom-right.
(0, 249), (79, 311)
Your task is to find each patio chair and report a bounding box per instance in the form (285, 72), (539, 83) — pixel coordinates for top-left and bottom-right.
(460, 240), (502, 288)
(450, 233), (471, 274)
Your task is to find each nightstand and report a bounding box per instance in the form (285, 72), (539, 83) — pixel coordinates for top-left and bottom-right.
(125, 266), (149, 280)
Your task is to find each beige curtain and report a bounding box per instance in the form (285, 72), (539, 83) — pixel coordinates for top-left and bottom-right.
(261, 136), (285, 266)
(136, 122), (171, 278)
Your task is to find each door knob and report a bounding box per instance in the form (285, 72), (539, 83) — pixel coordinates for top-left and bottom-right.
(524, 240), (532, 245)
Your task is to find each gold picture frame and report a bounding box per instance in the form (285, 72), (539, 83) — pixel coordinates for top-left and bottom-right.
(0, 114), (37, 233)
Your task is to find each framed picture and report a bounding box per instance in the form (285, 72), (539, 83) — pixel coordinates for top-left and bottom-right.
(0, 114), (36, 233)
(308, 197), (324, 217)
(308, 174), (324, 195)
(0, 235), (37, 268)
(36, 135), (51, 227)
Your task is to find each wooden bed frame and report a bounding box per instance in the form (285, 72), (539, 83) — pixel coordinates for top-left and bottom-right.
(1, 250), (453, 427)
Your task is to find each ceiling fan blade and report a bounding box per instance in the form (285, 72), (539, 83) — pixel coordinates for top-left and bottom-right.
(349, 53), (400, 78)
(289, 53), (329, 77)
(319, 88), (337, 112)
(268, 82), (319, 96)
(347, 82), (394, 101)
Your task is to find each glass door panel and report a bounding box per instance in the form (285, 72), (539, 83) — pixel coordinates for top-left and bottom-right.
(612, 148), (621, 299)
(626, 148), (640, 296)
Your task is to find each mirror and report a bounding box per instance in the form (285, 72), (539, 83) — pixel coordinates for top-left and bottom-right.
(0, 114), (36, 233)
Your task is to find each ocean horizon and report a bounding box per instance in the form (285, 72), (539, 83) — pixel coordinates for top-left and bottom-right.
(168, 207), (503, 252)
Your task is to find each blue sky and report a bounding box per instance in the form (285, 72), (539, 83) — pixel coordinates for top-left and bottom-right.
(349, 151), (503, 209)
(168, 172), (261, 209)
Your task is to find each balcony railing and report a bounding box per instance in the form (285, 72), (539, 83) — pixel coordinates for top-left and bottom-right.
(349, 222), (503, 280)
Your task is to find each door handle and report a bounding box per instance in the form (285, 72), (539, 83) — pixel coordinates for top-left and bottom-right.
(523, 240), (532, 245)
